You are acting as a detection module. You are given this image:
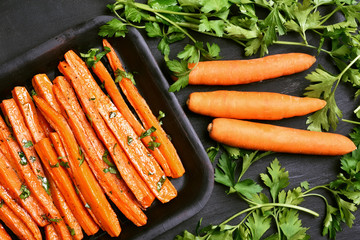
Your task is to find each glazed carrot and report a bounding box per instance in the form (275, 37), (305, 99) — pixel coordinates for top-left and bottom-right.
(208, 118), (357, 155)
(36, 108), (53, 136)
(187, 91), (327, 120)
(1, 99), (45, 177)
(92, 59), (172, 177)
(32, 74), (61, 112)
(0, 106), (72, 239)
(0, 117), (47, 227)
(47, 172), (83, 240)
(0, 202), (37, 240)
(0, 184), (42, 240)
(103, 39), (185, 178)
(63, 50), (177, 203)
(58, 61), (155, 209)
(53, 79), (147, 226)
(33, 96), (121, 237)
(44, 225), (60, 240)
(35, 138), (99, 236)
(0, 223), (12, 240)
(185, 53), (316, 85)
(12, 86), (47, 143)
(48, 132), (101, 227)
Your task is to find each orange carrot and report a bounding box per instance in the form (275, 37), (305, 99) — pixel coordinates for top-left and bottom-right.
(63, 50), (177, 203)
(33, 96), (121, 237)
(53, 78), (147, 226)
(0, 223), (12, 240)
(32, 74), (61, 112)
(1, 99), (45, 177)
(36, 108), (53, 136)
(58, 61), (155, 209)
(208, 118), (357, 155)
(92, 59), (172, 177)
(0, 202), (37, 240)
(187, 91), (327, 120)
(0, 117), (47, 227)
(103, 39), (185, 178)
(47, 172), (83, 240)
(0, 184), (42, 240)
(12, 86), (48, 143)
(35, 137), (99, 236)
(185, 53), (316, 85)
(44, 225), (60, 240)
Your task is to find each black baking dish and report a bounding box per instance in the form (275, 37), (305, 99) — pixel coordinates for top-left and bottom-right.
(0, 15), (214, 240)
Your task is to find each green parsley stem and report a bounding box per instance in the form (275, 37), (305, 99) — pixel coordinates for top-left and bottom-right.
(274, 40), (331, 55)
(342, 119), (360, 125)
(319, 5), (343, 26)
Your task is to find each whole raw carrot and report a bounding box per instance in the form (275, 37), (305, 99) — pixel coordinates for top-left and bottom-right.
(186, 53), (316, 85)
(103, 39), (185, 178)
(33, 95), (121, 237)
(187, 91), (326, 120)
(0, 223), (12, 240)
(208, 118), (356, 155)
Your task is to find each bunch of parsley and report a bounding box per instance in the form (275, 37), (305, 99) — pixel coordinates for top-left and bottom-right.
(174, 134), (360, 239)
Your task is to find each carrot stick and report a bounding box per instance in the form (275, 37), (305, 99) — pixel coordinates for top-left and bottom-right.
(103, 39), (185, 178)
(32, 74), (61, 112)
(186, 53), (316, 85)
(1, 99), (45, 177)
(208, 118), (357, 155)
(12, 86), (47, 143)
(187, 91), (327, 120)
(33, 96), (121, 237)
(0, 184), (42, 240)
(63, 50), (177, 203)
(58, 61), (155, 209)
(0, 106), (72, 239)
(47, 172), (83, 240)
(0, 202), (37, 240)
(52, 79), (147, 226)
(48, 132), (101, 227)
(36, 108), (53, 136)
(34, 137), (99, 236)
(92, 59), (172, 177)
(44, 225), (60, 240)
(0, 223), (12, 240)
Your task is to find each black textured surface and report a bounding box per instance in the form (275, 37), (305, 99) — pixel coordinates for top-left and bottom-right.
(0, 1), (359, 240)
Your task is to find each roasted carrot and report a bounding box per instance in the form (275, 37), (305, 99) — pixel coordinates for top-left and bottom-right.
(36, 108), (53, 136)
(208, 118), (357, 155)
(0, 184), (42, 240)
(92, 59), (172, 177)
(1, 99), (45, 177)
(63, 50), (177, 203)
(187, 91), (327, 120)
(58, 61), (155, 209)
(35, 137), (99, 236)
(185, 53), (316, 85)
(0, 118), (47, 227)
(0, 223), (12, 240)
(32, 74), (61, 112)
(33, 96), (121, 237)
(47, 172), (83, 240)
(44, 225), (60, 240)
(103, 39), (185, 178)
(0, 201), (37, 240)
(52, 79), (147, 226)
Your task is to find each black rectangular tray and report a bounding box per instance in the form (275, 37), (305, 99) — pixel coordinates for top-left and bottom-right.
(0, 15), (214, 240)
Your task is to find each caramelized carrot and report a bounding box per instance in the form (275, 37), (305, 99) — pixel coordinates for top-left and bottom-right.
(0, 223), (12, 240)
(63, 50), (177, 203)
(32, 74), (61, 112)
(208, 118), (356, 155)
(36, 108), (53, 136)
(0, 184), (42, 240)
(53, 79), (147, 226)
(58, 61), (155, 209)
(186, 53), (316, 85)
(187, 90), (327, 120)
(44, 225), (60, 240)
(92, 59), (172, 177)
(33, 96), (121, 237)
(34, 138), (99, 236)
(103, 39), (185, 178)
(0, 202), (37, 240)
